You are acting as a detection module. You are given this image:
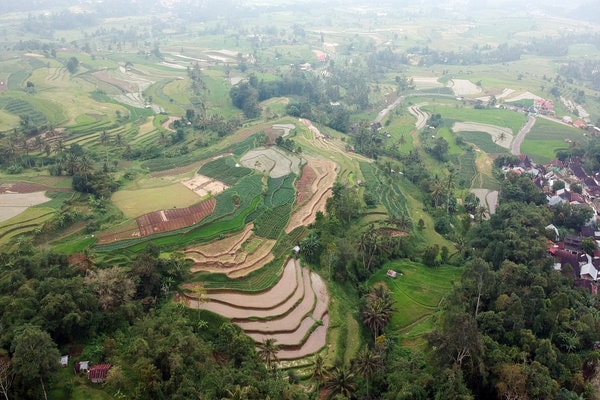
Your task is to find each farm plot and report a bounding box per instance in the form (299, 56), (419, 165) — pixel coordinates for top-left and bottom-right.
(185, 226), (276, 278)
(199, 156), (253, 186)
(181, 258), (329, 360)
(0, 192), (51, 222)
(452, 122), (513, 149)
(240, 147), (303, 178)
(136, 198), (216, 236)
(285, 156), (337, 234)
(112, 183), (203, 218)
(182, 174), (229, 197)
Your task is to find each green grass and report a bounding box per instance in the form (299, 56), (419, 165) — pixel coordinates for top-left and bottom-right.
(368, 261), (462, 346)
(457, 131), (509, 154)
(53, 236), (98, 254)
(423, 101), (527, 134)
(521, 118), (585, 164)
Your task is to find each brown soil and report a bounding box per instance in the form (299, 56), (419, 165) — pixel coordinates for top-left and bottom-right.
(377, 227), (409, 237)
(295, 164), (317, 205)
(0, 182), (70, 194)
(286, 156), (337, 233)
(136, 197), (216, 236)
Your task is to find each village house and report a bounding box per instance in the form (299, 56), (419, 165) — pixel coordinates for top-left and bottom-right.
(87, 364), (111, 383)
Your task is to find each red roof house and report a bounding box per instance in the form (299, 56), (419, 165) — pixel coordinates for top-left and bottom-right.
(87, 364), (111, 383)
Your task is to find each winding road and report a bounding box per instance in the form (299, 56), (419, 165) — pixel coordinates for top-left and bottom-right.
(511, 115), (536, 155)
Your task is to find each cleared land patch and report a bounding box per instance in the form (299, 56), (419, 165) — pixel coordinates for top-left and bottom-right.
(182, 174), (229, 197)
(452, 122), (513, 149)
(448, 79), (482, 96)
(240, 147), (303, 178)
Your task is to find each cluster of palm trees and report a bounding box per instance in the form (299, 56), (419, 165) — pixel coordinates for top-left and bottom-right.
(362, 285), (396, 340)
(255, 334), (387, 399)
(312, 347), (385, 399)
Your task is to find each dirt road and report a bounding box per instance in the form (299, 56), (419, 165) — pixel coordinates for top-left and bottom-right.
(407, 103), (430, 129)
(511, 115), (536, 155)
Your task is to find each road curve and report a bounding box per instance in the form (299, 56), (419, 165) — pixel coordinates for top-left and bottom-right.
(511, 115), (536, 155)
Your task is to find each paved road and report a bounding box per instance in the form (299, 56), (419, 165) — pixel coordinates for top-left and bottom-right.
(375, 96), (405, 124)
(511, 115), (536, 155)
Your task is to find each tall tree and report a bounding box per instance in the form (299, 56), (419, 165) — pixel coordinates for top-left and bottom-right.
(0, 357), (13, 400)
(362, 286), (396, 340)
(353, 347), (382, 399)
(324, 366), (357, 399)
(257, 338), (280, 371)
(11, 325), (60, 400)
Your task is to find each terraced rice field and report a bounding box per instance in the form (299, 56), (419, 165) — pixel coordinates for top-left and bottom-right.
(185, 224), (276, 278)
(180, 258), (329, 360)
(285, 156), (337, 233)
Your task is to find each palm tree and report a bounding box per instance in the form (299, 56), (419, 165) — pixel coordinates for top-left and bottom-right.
(362, 286), (396, 340)
(430, 177), (445, 208)
(311, 355), (329, 395)
(221, 385), (251, 400)
(324, 366), (356, 399)
(475, 205), (488, 223)
(353, 347), (382, 399)
(257, 338), (280, 370)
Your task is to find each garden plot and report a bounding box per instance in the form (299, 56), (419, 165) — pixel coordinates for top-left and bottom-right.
(452, 122), (513, 149)
(182, 174), (229, 197)
(448, 79), (482, 96)
(286, 156), (337, 233)
(240, 147), (303, 178)
(135, 197), (216, 236)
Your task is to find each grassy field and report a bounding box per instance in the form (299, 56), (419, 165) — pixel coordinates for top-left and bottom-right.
(457, 131), (509, 154)
(521, 118), (585, 164)
(112, 183), (202, 218)
(422, 101), (527, 134)
(369, 261), (463, 347)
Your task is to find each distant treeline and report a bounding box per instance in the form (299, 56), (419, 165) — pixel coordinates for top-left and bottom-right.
(367, 33), (600, 71)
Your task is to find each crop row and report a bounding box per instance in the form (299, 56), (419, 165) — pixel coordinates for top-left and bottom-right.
(452, 151), (477, 188)
(265, 174), (296, 208)
(360, 162), (408, 216)
(100, 177), (259, 253)
(0, 98), (48, 126)
(198, 156), (253, 186)
(7, 70), (30, 90)
(253, 203), (293, 240)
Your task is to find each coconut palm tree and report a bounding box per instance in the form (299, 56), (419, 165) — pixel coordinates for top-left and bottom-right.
(257, 338), (280, 371)
(430, 177), (445, 208)
(353, 347), (382, 399)
(311, 355), (329, 395)
(362, 286), (396, 340)
(324, 366), (357, 399)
